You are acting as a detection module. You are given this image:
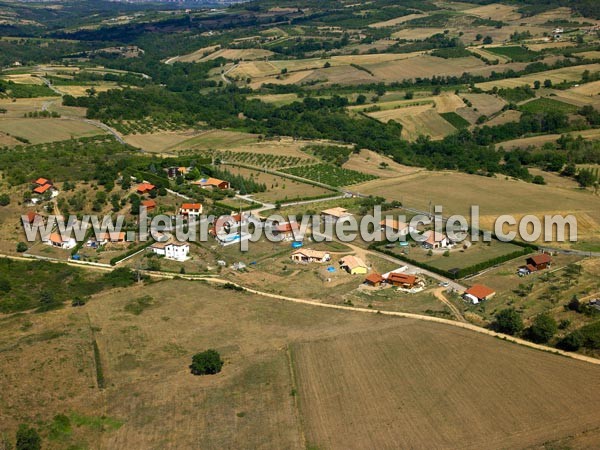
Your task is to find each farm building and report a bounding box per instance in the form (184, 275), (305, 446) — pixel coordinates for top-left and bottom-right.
(463, 284), (496, 304)
(526, 253), (552, 271)
(179, 203), (203, 218)
(421, 230), (451, 249)
(380, 218), (414, 238)
(386, 273), (422, 289)
(149, 239), (190, 261)
(166, 166), (190, 178)
(364, 273), (384, 287)
(136, 183), (156, 194)
(141, 199), (157, 211)
(193, 177), (230, 190)
(339, 255), (368, 275)
(321, 207), (353, 223)
(45, 232), (76, 250)
(291, 249), (331, 264)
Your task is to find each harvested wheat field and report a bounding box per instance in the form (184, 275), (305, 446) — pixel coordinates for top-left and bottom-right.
(392, 27), (448, 40)
(576, 51), (600, 60)
(1, 73), (44, 84)
(476, 64), (600, 90)
(369, 104), (456, 141)
(369, 13), (429, 28)
(456, 93), (506, 123)
(249, 70), (314, 89)
(123, 130), (201, 153)
(168, 45), (221, 63)
(293, 324), (600, 450)
(366, 55), (487, 82)
(498, 128), (600, 150)
(200, 48), (274, 61)
(171, 129), (259, 152)
(0, 118), (104, 144)
(353, 170), (600, 245)
(55, 84), (119, 96)
(343, 149), (421, 179)
(484, 109), (522, 126)
(434, 93), (465, 113)
(463, 3), (522, 21)
(0, 97), (54, 118)
(2, 279), (600, 449)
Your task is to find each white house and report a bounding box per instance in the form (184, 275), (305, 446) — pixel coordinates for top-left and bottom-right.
(179, 203), (203, 219)
(149, 239), (190, 261)
(421, 230), (451, 249)
(46, 232), (76, 250)
(291, 249), (331, 264)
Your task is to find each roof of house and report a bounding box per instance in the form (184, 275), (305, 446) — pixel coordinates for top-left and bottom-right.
(274, 222), (300, 233)
(34, 177), (50, 186)
(365, 273), (384, 284)
(340, 255), (367, 270)
(24, 211), (41, 224)
(380, 218), (409, 231)
(528, 253), (552, 265)
(33, 183), (53, 194)
(292, 249), (329, 259)
(526, 264), (537, 272)
(423, 230), (446, 245)
(195, 177), (228, 187)
(151, 238), (189, 249)
(387, 272), (417, 285)
(465, 284), (496, 300)
(137, 182), (156, 192)
(49, 232), (71, 244)
(321, 207), (352, 218)
(181, 203), (202, 210)
(98, 231), (125, 242)
(141, 199), (156, 208)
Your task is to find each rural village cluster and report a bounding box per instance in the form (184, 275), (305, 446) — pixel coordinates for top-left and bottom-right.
(20, 171), (565, 305)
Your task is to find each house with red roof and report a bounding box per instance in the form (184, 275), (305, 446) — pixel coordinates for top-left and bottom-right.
(463, 284), (496, 304)
(141, 199), (157, 211)
(136, 183), (156, 194)
(32, 177), (57, 197)
(179, 203), (203, 218)
(526, 253), (552, 271)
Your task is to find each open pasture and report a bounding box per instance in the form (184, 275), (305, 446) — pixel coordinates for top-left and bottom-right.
(171, 129), (259, 152)
(462, 3), (521, 21)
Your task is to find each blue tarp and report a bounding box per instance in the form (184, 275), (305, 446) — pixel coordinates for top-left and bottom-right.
(326, 266), (336, 272)
(291, 241), (303, 249)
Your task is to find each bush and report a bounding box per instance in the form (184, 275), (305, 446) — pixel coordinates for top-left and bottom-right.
(557, 331), (584, 351)
(16, 242), (28, 253)
(190, 349), (224, 376)
(524, 313), (557, 344)
(492, 308), (523, 335)
(16, 424), (41, 450)
(0, 193), (10, 206)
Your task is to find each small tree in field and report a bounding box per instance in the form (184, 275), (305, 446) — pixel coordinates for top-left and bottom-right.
(190, 349), (224, 376)
(16, 424), (41, 450)
(492, 308), (523, 335)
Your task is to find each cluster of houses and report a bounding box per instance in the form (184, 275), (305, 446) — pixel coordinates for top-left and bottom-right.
(30, 177), (58, 202)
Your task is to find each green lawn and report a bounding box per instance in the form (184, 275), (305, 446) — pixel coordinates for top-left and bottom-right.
(389, 240), (525, 271)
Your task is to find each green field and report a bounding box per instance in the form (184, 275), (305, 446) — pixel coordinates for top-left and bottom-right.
(281, 163), (377, 187)
(440, 111), (470, 129)
(484, 46), (541, 62)
(519, 97), (579, 114)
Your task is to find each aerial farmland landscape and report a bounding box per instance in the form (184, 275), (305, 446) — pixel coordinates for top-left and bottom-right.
(0, 0), (599, 449)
